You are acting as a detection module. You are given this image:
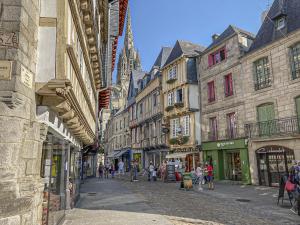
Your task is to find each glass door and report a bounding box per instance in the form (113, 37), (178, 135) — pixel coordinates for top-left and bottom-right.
(226, 152), (242, 181)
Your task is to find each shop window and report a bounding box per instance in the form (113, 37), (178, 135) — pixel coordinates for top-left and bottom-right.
(208, 81), (215, 103)
(253, 57), (271, 90)
(208, 47), (226, 67)
(290, 42), (300, 80)
(224, 73), (233, 97)
(209, 117), (218, 141)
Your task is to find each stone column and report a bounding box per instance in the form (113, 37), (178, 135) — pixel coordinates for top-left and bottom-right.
(0, 1), (45, 224)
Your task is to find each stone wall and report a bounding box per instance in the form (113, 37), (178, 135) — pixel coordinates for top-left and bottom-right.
(0, 0), (45, 224)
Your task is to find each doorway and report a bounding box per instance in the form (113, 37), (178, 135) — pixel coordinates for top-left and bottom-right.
(226, 152), (242, 181)
(256, 146), (294, 186)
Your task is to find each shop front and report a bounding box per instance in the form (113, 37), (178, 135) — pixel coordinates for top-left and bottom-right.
(131, 149), (144, 170)
(256, 145), (295, 186)
(202, 138), (251, 184)
(166, 147), (201, 172)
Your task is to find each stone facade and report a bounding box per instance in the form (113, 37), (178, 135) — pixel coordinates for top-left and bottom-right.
(0, 0), (45, 224)
(242, 29), (300, 185)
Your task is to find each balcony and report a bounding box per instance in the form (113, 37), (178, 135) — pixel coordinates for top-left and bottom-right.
(245, 117), (300, 138)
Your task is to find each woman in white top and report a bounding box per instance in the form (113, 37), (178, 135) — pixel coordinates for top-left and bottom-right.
(196, 163), (204, 191)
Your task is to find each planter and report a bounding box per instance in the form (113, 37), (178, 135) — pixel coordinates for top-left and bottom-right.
(180, 136), (190, 144)
(166, 78), (177, 84)
(174, 102), (184, 108)
(165, 105), (174, 112)
(169, 138), (178, 145)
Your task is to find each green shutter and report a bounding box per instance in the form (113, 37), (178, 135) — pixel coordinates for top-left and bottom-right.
(257, 104), (275, 136)
(295, 97), (300, 117)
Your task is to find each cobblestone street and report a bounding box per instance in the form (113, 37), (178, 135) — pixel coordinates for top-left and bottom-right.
(64, 176), (300, 225)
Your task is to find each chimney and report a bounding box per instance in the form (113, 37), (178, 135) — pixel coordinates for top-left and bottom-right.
(212, 34), (219, 42)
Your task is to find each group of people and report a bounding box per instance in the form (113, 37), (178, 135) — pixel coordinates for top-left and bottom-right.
(98, 160), (125, 179)
(287, 160), (300, 214)
(192, 162), (214, 191)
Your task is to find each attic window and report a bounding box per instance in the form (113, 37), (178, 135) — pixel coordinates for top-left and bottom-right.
(275, 17), (285, 30)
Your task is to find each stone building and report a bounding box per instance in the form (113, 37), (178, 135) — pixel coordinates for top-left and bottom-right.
(198, 25), (254, 184)
(105, 107), (131, 171)
(242, 0), (300, 186)
(135, 47), (172, 168)
(161, 40), (205, 172)
(0, 0), (127, 224)
(128, 70), (147, 169)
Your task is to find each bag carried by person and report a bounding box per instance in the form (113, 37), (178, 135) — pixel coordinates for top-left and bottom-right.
(285, 179), (296, 192)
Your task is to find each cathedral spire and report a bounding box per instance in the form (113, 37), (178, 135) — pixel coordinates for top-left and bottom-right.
(124, 6), (134, 53)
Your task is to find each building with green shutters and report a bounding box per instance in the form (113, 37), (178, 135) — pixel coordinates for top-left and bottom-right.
(242, 0), (300, 186)
(202, 139), (251, 184)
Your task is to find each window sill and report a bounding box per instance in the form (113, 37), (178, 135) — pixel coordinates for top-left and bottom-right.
(253, 85), (272, 94)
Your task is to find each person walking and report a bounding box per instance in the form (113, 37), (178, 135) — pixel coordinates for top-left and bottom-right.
(111, 163), (115, 179)
(118, 160), (125, 176)
(98, 163), (104, 180)
(196, 163), (204, 191)
(205, 162), (214, 190)
(148, 162), (154, 182)
(104, 161), (110, 179)
(160, 161), (167, 182)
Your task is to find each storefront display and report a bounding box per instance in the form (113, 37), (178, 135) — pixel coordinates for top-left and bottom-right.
(202, 138), (251, 184)
(256, 146), (294, 186)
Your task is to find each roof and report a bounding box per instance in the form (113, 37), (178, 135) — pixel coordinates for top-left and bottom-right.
(132, 70), (147, 87)
(248, 0), (300, 53)
(206, 25), (255, 51)
(164, 40), (206, 68)
(152, 47), (172, 69)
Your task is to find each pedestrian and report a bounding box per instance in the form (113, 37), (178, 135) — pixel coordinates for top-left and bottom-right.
(133, 160), (138, 181)
(118, 160), (125, 176)
(196, 163), (204, 191)
(289, 161), (300, 214)
(205, 162), (214, 190)
(148, 162), (154, 181)
(160, 161), (167, 182)
(153, 167), (157, 181)
(111, 163), (115, 178)
(104, 161), (110, 179)
(98, 162), (104, 180)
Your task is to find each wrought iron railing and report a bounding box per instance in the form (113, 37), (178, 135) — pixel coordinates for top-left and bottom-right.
(245, 116), (300, 138)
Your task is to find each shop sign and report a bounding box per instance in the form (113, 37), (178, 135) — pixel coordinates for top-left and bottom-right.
(0, 60), (12, 80)
(216, 141), (235, 148)
(21, 65), (33, 88)
(0, 32), (18, 48)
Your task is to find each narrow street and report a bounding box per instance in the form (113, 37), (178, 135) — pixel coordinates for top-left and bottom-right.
(64, 176), (299, 225)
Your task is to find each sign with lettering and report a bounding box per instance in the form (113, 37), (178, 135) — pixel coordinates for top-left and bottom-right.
(166, 164), (176, 182)
(0, 60), (12, 80)
(0, 32), (18, 48)
(21, 65), (33, 89)
(216, 141), (235, 148)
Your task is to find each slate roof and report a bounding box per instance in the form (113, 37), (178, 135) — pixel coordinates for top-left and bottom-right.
(248, 0), (300, 53)
(152, 47), (172, 69)
(132, 70), (147, 88)
(206, 25), (255, 52)
(164, 40), (206, 68)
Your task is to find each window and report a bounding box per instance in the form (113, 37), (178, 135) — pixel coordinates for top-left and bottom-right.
(290, 42), (300, 80)
(170, 118), (180, 138)
(208, 47), (226, 67)
(139, 103), (143, 115)
(209, 117), (218, 141)
(254, 57), (271, 90)
(224, 73), (233, 97)
(240, 36), (248, 47)
(207, 81), (215, 102)
(275, 17), (285, 30)
(168, 65), (177, 80)
(182, 115), (190, 136)
(124, 118), (126, 128)
(176, 88), (183, 103)
(226, 113), (236, 139)
(168, 92), (174, 106)
(120, 120), (122, 130)
(153, 93), (157, 106)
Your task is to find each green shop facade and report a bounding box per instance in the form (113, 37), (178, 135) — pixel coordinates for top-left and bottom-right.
(202, 138), (251, 184)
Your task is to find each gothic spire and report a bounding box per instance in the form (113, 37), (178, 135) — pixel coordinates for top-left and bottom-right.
(124, 6), (134, 53)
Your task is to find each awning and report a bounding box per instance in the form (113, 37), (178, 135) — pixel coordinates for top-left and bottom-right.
(166, 152), (196, 159)
(114, 149), (129, 158)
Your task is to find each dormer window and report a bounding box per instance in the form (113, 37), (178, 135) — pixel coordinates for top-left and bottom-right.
(275, 16), (285, 30)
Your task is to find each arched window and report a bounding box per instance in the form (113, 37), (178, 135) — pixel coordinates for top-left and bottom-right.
(290, 42), (300, 80)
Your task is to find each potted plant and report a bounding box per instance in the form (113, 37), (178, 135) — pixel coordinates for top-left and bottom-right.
(165, 105), (174, 112)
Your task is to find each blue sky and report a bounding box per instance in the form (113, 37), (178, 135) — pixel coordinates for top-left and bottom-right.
(112, 0), (271, 82)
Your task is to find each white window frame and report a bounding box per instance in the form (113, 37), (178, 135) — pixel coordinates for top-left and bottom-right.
(168, 65), (177, 80)
(182, 115), (190, 136)
(170, 118), (180, 138)
(168, 92), (174, 106)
